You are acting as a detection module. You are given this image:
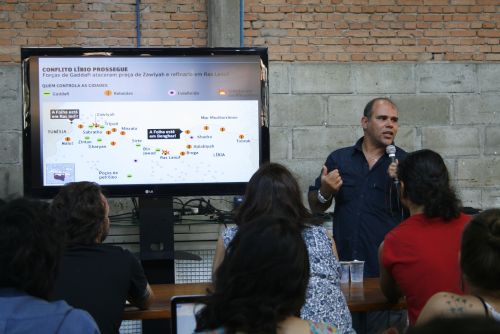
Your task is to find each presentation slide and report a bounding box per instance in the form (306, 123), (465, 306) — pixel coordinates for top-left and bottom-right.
(36, 56), (262, 186)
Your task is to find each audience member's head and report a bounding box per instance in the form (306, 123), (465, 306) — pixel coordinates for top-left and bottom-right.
(408, 316), (500, 334)
(235, 162), (314, 227)
(196, 215), (310, 333)
(397, 149), (461, 220)
(0, 198), (62, 299)
(50, 181), (110, 245)
(460, 208), (500, 293)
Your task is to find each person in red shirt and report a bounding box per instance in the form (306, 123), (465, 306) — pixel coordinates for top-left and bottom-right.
(417, 208), (500, 324)
(378, 149), (471, 325)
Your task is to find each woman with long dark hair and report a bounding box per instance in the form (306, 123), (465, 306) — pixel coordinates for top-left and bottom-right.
(212, 163), (353, 332)
(379, 149), (471, 325)
(197, 215), (341, 334)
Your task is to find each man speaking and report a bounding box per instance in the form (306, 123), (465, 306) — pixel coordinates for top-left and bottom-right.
(308, 97), (408, 333)
(308, 97), (407, 276)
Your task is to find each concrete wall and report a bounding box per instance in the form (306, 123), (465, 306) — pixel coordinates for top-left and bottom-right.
(0, 1), (499, 210)
(0, 65), (22, 198)
(1, 62), (499, 209)
(269, 62), (500, 209)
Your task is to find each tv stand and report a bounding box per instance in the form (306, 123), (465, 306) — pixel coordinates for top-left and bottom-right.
(138, 196), (176, 333)
(139, 196), (175, 284)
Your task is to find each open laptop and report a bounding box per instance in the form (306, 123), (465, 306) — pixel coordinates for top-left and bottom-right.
(171, 295), (206, 334)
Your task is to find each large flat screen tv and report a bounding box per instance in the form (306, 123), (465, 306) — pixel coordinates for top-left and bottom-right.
(21, 47), (269, 198)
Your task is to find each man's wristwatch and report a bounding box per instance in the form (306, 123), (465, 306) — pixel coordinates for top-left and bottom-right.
(317, 189), (332, 204)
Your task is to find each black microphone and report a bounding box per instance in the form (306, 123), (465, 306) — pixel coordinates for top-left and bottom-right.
(386, 145), (403, 219)
(386, 145), (398, 185)
(386, 145), (396, 163)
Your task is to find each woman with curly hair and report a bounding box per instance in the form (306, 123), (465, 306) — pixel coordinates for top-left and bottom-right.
(50, 181), (153, 334)
(379, 149), (471, 325)
(196, 215), (342, 334)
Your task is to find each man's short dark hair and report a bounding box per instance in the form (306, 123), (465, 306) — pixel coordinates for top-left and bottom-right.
(363, 97), (397, 118)
(50, 181), (107, 245)
(0, 197), (62, 299)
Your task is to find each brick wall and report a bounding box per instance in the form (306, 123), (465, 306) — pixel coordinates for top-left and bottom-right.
(0, 0), (208, 63)
(1, 1), (498, 63)
(244, 0), (499, 62)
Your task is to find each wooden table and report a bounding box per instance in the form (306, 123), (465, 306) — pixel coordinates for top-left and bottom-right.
(340, 280), (406, 313)
(123, 278), (406, 320)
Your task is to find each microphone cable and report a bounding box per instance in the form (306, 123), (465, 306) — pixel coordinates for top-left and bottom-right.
(386, 145), (405, 222)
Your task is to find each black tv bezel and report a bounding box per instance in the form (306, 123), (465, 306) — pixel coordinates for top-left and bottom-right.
(21, 47), (269, 199)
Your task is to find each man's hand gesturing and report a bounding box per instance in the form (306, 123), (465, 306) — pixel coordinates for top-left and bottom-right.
(320, 166), (343, 197)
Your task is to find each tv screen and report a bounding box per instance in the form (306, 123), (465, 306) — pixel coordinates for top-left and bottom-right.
(21, 47), (269, 198)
